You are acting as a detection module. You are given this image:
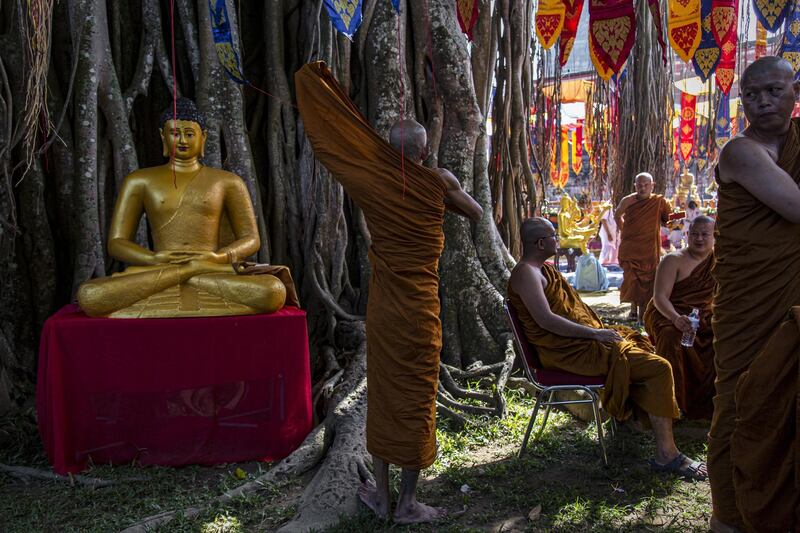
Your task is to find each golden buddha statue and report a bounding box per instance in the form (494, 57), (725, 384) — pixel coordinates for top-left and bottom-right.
(672, 169), (700, 209)
(557, 193), (599, 253)
(77, 98), (288, 318)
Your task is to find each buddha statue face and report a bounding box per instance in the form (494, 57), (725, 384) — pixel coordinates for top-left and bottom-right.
(160, 119), (207, 160)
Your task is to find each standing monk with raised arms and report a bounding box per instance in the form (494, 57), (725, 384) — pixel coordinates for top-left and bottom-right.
(615, 173), (671, 323)
(295, 62), (482, 524)
(709, 56), (800, 533)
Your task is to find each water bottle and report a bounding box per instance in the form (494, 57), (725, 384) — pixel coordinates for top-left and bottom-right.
(680, 308), (701, 347)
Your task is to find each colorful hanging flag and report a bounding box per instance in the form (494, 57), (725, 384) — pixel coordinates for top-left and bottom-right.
(715, 93), (731, 149)
(752, 0), (789, 32)
(668, 0), (702, 63)
(560, 128), (570, 188)
(589, 0), (636, 78)
(679, 92), (697, 162)
(712, 0), (738, 94)
(692, 0), (721, 81)
(755, 20), (767, 58)
(456, 0), (479, 40)
(695, 116), (708, 171)
(559, 0), (585, 66)
(536, 0), (566, 49)
(208, 0), (247, 83)
(570, 128), (583, 175)
(391, 0), (400, 14)
(589, 33), (615, 80)
(321, 0), (363, 38)
(648, 0), (668, 64)
(781, 0), (800, 76)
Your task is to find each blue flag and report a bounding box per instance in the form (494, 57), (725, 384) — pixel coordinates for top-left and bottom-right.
(715, 94), (731, 150)
(781, 0), (800, 79)
(693, 0), (720, 82)
(208, 0), (248, 84)
(322, 0), (363, 38)
(391, 0), (401, 14)
(752, 0), (789, 33)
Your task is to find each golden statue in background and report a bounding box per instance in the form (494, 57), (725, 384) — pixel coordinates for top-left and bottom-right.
(77, 98), (289, 318)
(557, 193), (600, 253)
(672, 169), (701, 209)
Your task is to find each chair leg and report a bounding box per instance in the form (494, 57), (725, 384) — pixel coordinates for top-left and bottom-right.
(519, 392), (545, 458)
(534, 390), (554, 441)
(591, 395), (609, 465)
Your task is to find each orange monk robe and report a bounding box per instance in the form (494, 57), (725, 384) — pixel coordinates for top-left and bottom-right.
(507, 264), (679, 421)
(709, 117), (800, 529)
(295, 62), (447, 470)
(619, 195), (671, 304)
(730, 308), (799, 533)
(643, 254), (716, 420)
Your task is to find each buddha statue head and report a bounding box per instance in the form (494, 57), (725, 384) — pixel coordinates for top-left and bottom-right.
(159, 97), (208, 160)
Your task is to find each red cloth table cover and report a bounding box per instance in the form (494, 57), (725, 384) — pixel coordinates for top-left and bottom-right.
(37, 305), (312, 474)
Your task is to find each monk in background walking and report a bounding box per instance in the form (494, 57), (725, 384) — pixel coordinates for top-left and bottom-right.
(615, 173), (671, 323)
(296, 62), (482, 524)
(710, 56), (800, 533)
(643, 216), (716, 420)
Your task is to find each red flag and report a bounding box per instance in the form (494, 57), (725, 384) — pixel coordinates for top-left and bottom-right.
(559, 0), (585, 66)
(712, 0), (738, 94)
(456, 0), (480, 40)
(679, 92), (697, 162)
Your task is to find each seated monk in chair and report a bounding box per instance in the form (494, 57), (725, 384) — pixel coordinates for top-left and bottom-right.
(78, 98), (295, 318)
(643, 216), (716, 420)
(508, 217), (706, 480)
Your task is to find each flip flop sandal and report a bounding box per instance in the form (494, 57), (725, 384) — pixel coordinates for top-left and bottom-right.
(650, 452), (708, 481)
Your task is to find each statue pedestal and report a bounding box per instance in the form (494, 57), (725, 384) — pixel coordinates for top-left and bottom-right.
(37, 305), (312, 474)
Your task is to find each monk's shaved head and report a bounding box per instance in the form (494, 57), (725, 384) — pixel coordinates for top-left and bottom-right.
(689, 215), (715, 230)
(635, 172), (654, 183)
(521, 217), (554, 247)
(740, 56), (796, 87)
(389, 119), (427, 160)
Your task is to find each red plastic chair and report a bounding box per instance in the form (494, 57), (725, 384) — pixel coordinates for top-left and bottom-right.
(505, 299), (612, 464)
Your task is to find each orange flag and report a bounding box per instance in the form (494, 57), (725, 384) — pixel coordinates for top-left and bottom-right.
(536, 0), (566, 50)
(668, 0), (702, 62)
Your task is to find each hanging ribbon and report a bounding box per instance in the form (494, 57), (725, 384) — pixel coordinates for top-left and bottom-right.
(559, 0), (585, 66)
(679, 92), (697, 162)
(208, 0), (247, 83)
(668, 0), (702, 63)
(560, 127), (570, 188)
(692, 0), (721, 81)
(715, 93), (731, 149)
(695, 116), (708, 171)
(570, 128), (583, 175)
(752, 0), (788, 32)
(456, 0), (479, 40)
(712, 0), (738, 95)
(321, 0), (363, 38)
(648, 0), (669, 64)
(781, 0), (800, 77)
(589, 0), (636, 77)
(755, 20), (767, 58)
(536, 0), (566, 49)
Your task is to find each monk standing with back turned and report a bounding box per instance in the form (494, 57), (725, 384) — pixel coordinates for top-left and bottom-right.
(616, 173), (671, 323)
(295, 62), (482, 524)
(710, 56), (800, 533)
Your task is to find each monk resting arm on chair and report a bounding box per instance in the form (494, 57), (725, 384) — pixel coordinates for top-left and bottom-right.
(509, 263), (622, 343)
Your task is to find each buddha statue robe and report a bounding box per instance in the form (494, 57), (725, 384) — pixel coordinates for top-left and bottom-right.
(618, 195), (671, 304)
(643, 253), (716, 420)
(295, 62), (447, 470)
(709, 118), (800, 531)
(508, 263), (679, 422)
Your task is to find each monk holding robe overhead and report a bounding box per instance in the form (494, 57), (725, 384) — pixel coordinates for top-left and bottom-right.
(615, 172), (671, 322)
(295, 62), (482, 524)
(709, 56), (800, 533)
(643, 216), (716, 420)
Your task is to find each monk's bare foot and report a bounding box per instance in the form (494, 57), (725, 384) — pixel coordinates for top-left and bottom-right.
(394, 499), (447, 525)
(710, 515), (743, 533)
(358, 481), (389, 519)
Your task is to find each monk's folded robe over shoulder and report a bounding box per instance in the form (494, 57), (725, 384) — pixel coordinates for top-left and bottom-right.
(710, 117), (800, 529)
(730, 307), (799, 533)
(295, 62), (447, 470)
(643, 254), (716, 420)
(508, 263), (679, 421)
(619, 195), (670, 303)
